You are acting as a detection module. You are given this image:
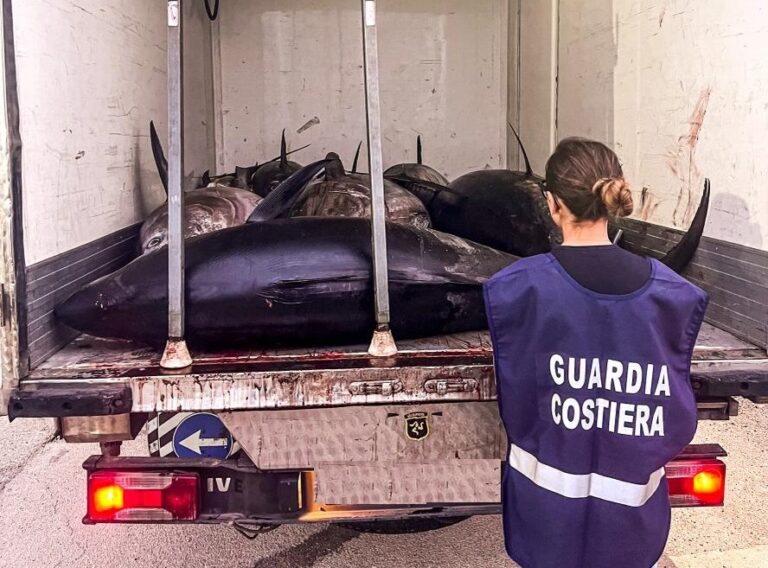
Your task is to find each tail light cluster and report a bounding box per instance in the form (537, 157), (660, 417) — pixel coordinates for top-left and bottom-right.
(666, 458), (726, 507)
(88, 471), (199, 522)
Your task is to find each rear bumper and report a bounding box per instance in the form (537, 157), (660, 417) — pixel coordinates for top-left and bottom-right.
(82, 454), (500, 524)
(82, 443), (727, 525)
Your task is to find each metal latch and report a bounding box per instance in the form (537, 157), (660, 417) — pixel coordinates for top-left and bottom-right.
(348, 380), (403, 396)
(424, 378), (478, 396)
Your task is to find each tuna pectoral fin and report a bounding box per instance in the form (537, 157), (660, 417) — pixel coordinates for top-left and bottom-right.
(660, 178), (711, 273)
(247, 159), (330, 223)
(386, 175), (460, 208)
(150, 120), (168, 194)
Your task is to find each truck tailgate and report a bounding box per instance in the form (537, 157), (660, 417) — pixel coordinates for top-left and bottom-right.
(15, 323), (768, 415)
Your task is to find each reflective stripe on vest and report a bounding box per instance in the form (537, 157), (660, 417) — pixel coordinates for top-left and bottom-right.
(508, 442), (665, 507)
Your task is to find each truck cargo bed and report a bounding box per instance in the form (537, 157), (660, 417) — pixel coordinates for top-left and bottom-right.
(17, 323), (768, 414)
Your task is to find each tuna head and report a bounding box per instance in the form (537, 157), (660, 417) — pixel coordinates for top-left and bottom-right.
(54, 252), (169, 345)
(139, 187), (262, 254)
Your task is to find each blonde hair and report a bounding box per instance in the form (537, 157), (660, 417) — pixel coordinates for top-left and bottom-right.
(545, 138), (633, 220)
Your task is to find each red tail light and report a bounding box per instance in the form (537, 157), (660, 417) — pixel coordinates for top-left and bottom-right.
(666, 459), (725, 507)
(87, 471), (199, 522)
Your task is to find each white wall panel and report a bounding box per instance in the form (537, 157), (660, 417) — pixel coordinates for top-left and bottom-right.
(218, 0), (508, 179)
(557, 0), (768, 250)
(14, 0), (213, 264)
(517, 0), (558, 174)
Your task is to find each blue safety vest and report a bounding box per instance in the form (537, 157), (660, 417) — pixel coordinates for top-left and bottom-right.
(483, 253), (708, 568)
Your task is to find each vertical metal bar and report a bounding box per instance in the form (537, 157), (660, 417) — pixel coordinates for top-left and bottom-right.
(361, 0), (396, 356)
(0, 0), (30, 409)
(161, 0), (192, 369)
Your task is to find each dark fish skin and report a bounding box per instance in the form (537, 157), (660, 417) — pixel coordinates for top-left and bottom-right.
(384, 163), (448, 186)
(250, 159), (302, 197)
(55, 217), (515, 349)
(251, 130), (303, 197)
(384, 135), (449, 186)
(446, 170), (559, 256)
(391, 171), (560, 257)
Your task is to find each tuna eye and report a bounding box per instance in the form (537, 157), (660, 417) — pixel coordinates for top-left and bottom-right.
(148, 237), (162, 249)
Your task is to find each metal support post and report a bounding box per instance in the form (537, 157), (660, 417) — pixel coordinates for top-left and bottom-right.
(161, 0), (192, 369)
(361, 0), (396, 357)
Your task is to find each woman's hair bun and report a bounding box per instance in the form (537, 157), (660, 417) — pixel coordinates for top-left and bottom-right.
(592, 177), (633, 218)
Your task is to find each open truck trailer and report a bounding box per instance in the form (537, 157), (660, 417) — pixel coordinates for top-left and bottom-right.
(0, 0), (767, 532)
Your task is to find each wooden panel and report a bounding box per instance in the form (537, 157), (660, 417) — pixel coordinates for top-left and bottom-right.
(25, 224), (140, 368)
(615, 217), (768, 349)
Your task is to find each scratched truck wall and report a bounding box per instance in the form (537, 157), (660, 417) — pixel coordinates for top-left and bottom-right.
(556, 0), (768, 250)
(216, 0), (509, 180)
(13, 0), (214, 265)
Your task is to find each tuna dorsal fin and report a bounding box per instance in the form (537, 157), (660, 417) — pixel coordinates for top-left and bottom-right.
(201, 170), (211, 187)
(149, 121), (168, 194)
(280, 129), (288, 167)
(324, 152), (346, 179)
(265, 143), (311, 164)
(247, 159), (330, 223)
(351, 141), (363, 173)
(507, 122), (533, 177)
(417, 135), (423, 165)
(660, 178), (711, 273)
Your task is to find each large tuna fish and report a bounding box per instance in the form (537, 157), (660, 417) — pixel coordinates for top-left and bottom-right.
(292, 152), (431, 229)
(56, 160), (511, 347)
(141, 122), (262, 254)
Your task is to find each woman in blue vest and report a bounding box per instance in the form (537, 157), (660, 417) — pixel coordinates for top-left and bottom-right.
(484, 137), (708, 568)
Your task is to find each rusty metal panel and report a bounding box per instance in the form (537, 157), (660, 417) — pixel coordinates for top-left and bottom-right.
(314, 460), (501, 505)
(220, 402), (505, 469)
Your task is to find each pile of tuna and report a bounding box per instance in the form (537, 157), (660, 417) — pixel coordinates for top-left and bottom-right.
(55, 124), (709, 349)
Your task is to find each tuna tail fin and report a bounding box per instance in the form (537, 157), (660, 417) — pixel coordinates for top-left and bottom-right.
(280, 129), (288, 167)
(150, 120), (168, 194)
(507, 122), (533, 177)
(351, 141), (363, 173)
(324, 152), (346, 179)
(417, 135), (423, 165)
(660, 178), (711, 273)
(234, 164), (259, 189)
(201, 170), (211, 187)
(247, 159), (330, 223)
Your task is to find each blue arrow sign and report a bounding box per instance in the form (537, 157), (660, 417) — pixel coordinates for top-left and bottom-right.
(172, 413), (234, 459)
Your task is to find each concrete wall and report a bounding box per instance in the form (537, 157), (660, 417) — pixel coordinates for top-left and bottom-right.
(216, 0), (508, 180)
(556, 0), (768, 250)
(14, 0), (213, 264)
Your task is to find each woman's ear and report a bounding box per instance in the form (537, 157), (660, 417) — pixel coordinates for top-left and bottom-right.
(545, 191), (558, 215)
(546, 192), (563, 227)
